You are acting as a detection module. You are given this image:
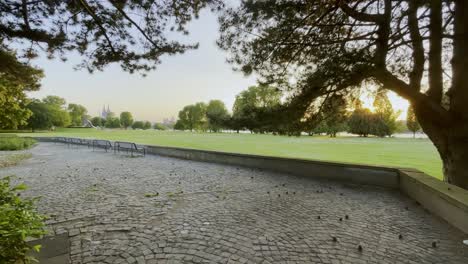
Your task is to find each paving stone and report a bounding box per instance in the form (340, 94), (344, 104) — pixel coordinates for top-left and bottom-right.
(2, 142), (467, 264)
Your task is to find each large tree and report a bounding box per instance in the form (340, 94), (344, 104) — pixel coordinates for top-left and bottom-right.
(68, 103), (88, 126)
(206, 100), (229, 132)
(373, 90), (399, 137)
(177, 103), (207, 131)
(218, 0), (468, 189)
(232, 84), (282, 132)
(120, 112), (134, 129)
(42, 95), (71, 127)
(0, 49), (42, 129)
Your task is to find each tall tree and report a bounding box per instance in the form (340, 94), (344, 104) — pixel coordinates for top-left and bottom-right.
(68, 104), (88, 126)
(120, 112), (134, 129)
(42, 96), (71, 127)
(206, 100), (229, 132)
(177, 103), (207, 131)
(373, 90), (399, 137)
(232, 85), (281, 132)
(26, 100), (52, 132)
(348, 108), (373, 137)
(0, 49), (42, 129)
(218, 0), (468, 188)
(407, 106), (421, 138)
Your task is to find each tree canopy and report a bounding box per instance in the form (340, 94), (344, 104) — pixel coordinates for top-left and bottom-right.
(120, 112), (134, 129)
(68, 104), (88, 126)
(218, 0), (468, 188)
(177, 103), (207, 131)
(1, 0), (222, 74)
(206, 100), (229, 132)
(0, 49), (43, 129)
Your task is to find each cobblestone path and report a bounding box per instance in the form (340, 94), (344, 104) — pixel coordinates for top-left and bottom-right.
(2, 143), (467, 264)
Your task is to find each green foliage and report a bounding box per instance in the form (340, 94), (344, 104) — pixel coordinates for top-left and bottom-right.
(105, 117), (121, 128)
(132, 121), (145, 129)
(206, 100), (230, 132)
(143, 121), (152, 130)
(0, 50), (43, 129)
(153, 123), (167, 130)
(348, 108), (373, 137)
(68, 104), (88, 127)
(1, 1), (221, 74)
(307, 95), (349, 137)
(26, 96), (71, 131)
(372, 91), (400, 137)
(232, 85), (281, 132)
(90, 117), (106, 127)
(407, 106), (421, 138)
(0, 176), (46, 263)
(0, 137), (36, 151)
(173, 120), (185, 131)
(177, 103), (207, 131)
(119, 112), (134, 129)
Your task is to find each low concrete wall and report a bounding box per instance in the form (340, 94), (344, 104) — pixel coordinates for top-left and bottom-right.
(32, 136), (468, 234)
(400, 168), (468, 233)
(143, 144), (399, 188)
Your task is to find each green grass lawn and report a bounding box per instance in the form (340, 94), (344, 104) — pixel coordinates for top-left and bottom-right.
(14, 128), (443, 179)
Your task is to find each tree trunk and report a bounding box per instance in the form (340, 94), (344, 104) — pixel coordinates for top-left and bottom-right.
(415, 103), (468, 189)
(441, 135), (468, 189)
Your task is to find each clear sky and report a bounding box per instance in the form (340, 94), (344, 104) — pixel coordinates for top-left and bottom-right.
(28, 10), (409, 122)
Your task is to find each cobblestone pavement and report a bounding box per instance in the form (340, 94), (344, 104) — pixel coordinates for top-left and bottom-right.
(1, 142), (467, 264)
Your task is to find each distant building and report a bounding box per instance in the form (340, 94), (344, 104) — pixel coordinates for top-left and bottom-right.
(101, 105), (112, 119)
(163, 117), (176, 127)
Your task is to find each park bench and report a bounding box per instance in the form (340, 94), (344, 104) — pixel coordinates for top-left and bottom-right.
(92, 139), (113, 152)
(114, 141), (146, 156)
(68, 138), (85, 145)
(55, 137), (67, 144)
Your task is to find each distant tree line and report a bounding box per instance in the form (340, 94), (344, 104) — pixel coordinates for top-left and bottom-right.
(24, 96), (89, 131)
(12, 95), (173, 132)
(89, 111), (170, 130)
(174, 85), (420, 138)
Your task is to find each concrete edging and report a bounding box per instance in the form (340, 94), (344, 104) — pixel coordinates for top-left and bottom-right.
(32, 136), (468, 233)
(399, 168), (468, 233)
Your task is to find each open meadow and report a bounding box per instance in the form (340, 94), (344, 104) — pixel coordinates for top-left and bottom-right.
(15, 128), (442, 179)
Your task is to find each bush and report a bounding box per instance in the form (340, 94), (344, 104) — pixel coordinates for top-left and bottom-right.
(0, 176), (46, 263)
(0, 137), (36, 151)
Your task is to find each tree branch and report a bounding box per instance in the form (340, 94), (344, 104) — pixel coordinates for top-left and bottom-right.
(427, 0), (444, 103)
(338, 0), (384, 23)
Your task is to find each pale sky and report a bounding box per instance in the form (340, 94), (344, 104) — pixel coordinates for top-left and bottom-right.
(27, 10), (409, 122)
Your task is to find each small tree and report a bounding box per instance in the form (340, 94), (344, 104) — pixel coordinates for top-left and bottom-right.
(90, 117), (105, 127)
(105, 117), (121, 128)
(407, 106), (421, 138)
(153, 123), (167, 130)
(120, 112), (134, 129)
(143, 121), (152, 130)
(132, 121), (145, 129)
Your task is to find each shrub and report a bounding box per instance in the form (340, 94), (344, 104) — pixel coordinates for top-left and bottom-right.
(0, 137), (36, 151)
(0, 176), (46, 263)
